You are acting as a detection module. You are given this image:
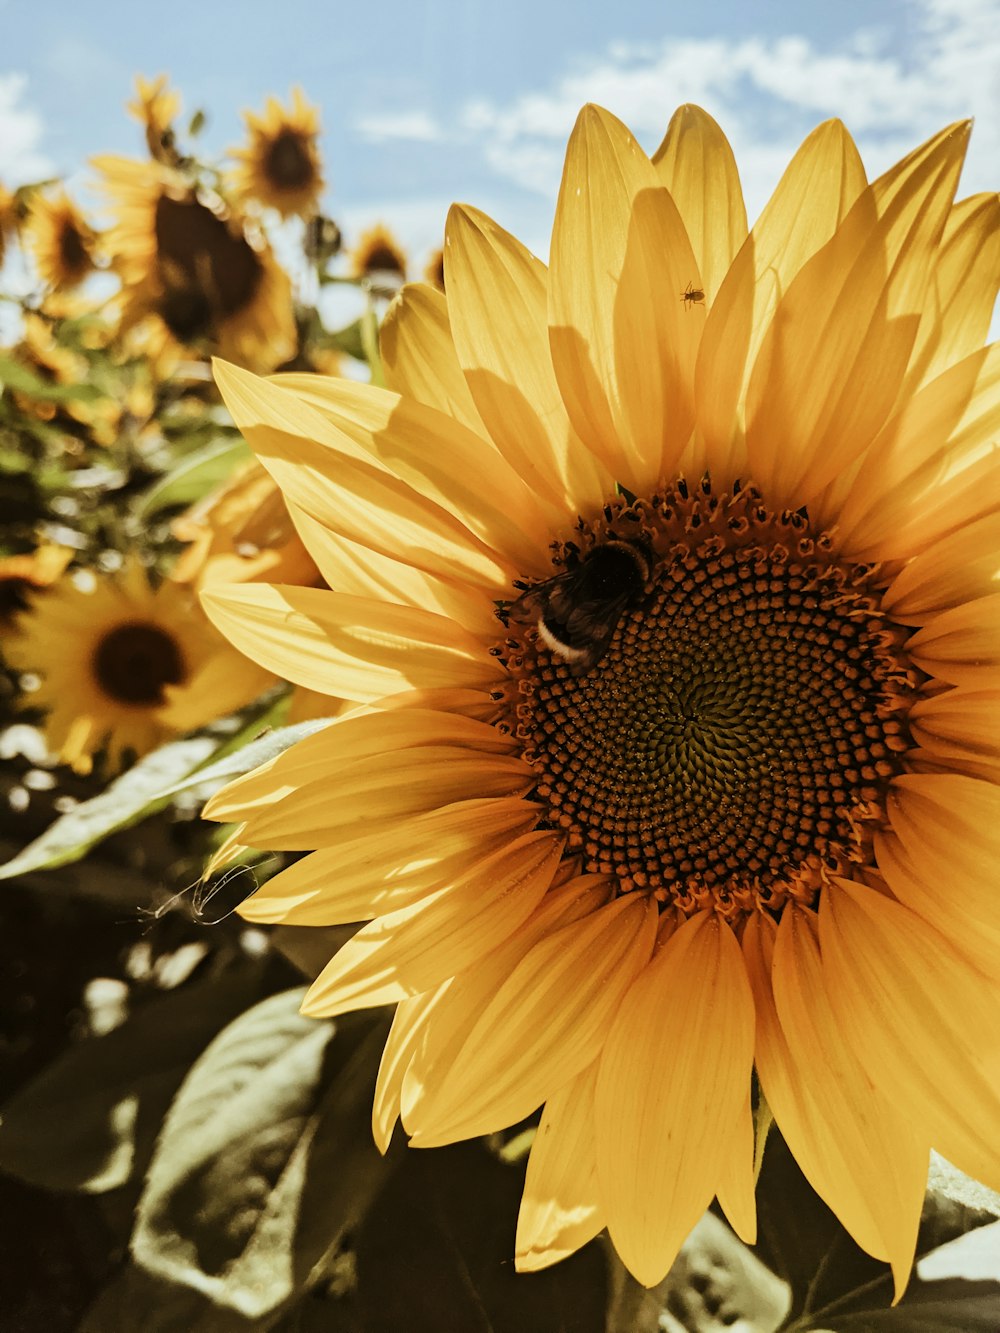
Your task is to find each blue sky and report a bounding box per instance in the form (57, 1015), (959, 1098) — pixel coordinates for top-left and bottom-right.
(3, 0), (1000, 278)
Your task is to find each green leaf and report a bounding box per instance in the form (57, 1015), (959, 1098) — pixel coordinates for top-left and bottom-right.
(188, 109), (206, 137)
(0, 962), (269, 1194)
(752, 1129), (886, 1319)
(131, 992), (394, 1322)
(809, 1277), (1000, 1331)
(132, 436), (250, 518)
(161, 717), (334, 801)
(358, 308), (385, 388)
(322, 319), (366, 361)
(352, 1139), (608, 1333)
(0, 353), (105, 404)
(0, 734), (218, 879)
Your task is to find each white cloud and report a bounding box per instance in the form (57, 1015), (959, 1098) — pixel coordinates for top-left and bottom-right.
(370, 0), (999, 220)
(355, 110), (443, 143)
(0, 72), (51, 182)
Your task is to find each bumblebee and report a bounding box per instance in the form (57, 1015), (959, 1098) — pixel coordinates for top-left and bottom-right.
(504, 536), (653, 673)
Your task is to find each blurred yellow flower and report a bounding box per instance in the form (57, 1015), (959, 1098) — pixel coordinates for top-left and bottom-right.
(0, 181), (18, 266)
(94, 155), (296, 372)
(127, 73), (182, 164)
(7, 561), (272, 773)
(230, 88), (324, 220)
(172, 460), (339, 727)
(201, 104), (1000, 1296)
(24, 190), (98, 290)
(350, 222), (407, 294)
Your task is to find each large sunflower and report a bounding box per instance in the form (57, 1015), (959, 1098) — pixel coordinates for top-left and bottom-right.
(24, 189), (98, 290)
(7, 562), (271, 773)
(200, 105), (1000, 1293)
(230, 88), (324, 220)
(93, 156), (296, 372)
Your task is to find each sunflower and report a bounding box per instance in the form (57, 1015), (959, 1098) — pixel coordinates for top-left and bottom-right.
(7, 561), (271, 773)
(199, 104), (1000, 1295)
(24, 190), (98, 290)
(350, 222), (407, 295)
(127, 74), (182, 164)
(93, 156), (296, 372)
(230, 88), (323, 220)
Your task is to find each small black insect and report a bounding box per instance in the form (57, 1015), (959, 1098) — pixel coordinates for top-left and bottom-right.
(680, 280), (705, 310)
(504, 536), (653, 674)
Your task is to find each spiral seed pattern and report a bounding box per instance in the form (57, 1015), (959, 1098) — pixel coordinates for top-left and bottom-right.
(498, 483), (917, 919)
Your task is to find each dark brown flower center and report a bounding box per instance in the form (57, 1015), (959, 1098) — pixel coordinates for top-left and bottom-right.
(361, 244), (405, 277)
(58, 220), (90, 279)
(154, 194), (263, 337)
(263, 129), (316, 191)
(92, 621), (186, 706)
(497, 481), (918, 920)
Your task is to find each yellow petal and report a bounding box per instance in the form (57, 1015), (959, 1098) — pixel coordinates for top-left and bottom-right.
(652, 103), (747, 304)
(714, 1093), (757, 1246)
(753, 909), (927, 1296)
(270, 371), (554, 574)
(747, 122), (970, 507)
(595, 913), (754, 1288)
(880, 772), (1000, 972)
(548, 104), (699, 491)
(408, 892), (657, 1145)
(401, 875), (617, 1125)
(213, 359), (513, 591)
(875, 828), (1000, 982)
(515, 1062), (605, 1272)
(380, 281), (487, 436)
(372, 989), (443, 1153)
(288, 503), (498, 638)
(882, 512), (1000, 624)
(444, 203), (611, 516)
(821, 878), (1000, 1197)
(902, 192), (1000, 396)
(906, 691), (1000, 779)
(301, 832), (563, 1015)
(906, 592), (1000, 685)
(242, 747), (535, 849)
(696, 118), (866, 481)
(238, 796), (540, 924)
(201, 582), (499, 701)
(835, 342), (1000, 560)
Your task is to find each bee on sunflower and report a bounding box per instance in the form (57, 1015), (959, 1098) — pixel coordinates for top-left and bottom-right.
(198, 103), (1000, 1296)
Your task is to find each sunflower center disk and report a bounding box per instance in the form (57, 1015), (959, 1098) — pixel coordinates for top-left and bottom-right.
(499, 485), (918, 920)
(92, 621), (186, 707)
(264, 130), (315, 190)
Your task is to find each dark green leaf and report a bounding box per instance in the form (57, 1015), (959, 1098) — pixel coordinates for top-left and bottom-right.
(752, 1129), (886, 1319)
(0, 734), (218, 879)
(131, 991), (393, 1322)
(0, 962), (269, 1193)
(353, 1139), (608, 1333)
(808, 1278), (1000, 1331)
(188, 109), (206, 136)
(0, 353), (106, 403)
(132, 436), (250, 518)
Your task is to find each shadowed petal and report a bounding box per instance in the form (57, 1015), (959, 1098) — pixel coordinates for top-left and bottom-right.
(516, 1063), (605, 1272)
